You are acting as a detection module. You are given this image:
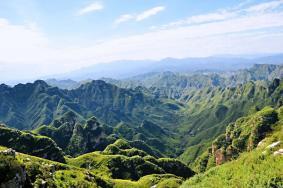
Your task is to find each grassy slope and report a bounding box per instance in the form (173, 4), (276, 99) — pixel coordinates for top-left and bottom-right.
(67, 139), (194, 180)
(181, 107), (283, 188)
(0, 125), (65, 162)
(0, 139), (193, 187)
(181, 150), (283, 188)
(0, 146), (185, 188)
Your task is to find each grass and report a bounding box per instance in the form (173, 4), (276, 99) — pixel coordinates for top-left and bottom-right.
(111, 174), (183, 188)
(181, 118), (283, 188)
(182, 150), (283, 188)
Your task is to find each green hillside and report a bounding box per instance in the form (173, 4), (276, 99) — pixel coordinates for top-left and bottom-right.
(181, 107), (283, 188)
(33, 111), (115, 156)
(34, 111), (178, 157)
(0, 124), (65, 162)
(0, 139), (194, 187)
(178, 78), (283, 164)
(1, 106), (281, 187)
(0, 80), (181, 130)
(1, 77), (282, 161)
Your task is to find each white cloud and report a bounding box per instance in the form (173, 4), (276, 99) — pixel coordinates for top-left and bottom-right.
(153, 0), (283, 30)
(136, 6), (165, 21)
(115, 6), (165, 25)
(77, 2), (103, 16)
(187, 11), (235, 23)
(233, 0), (254, 10)
(245, 0), (283, 13)
(114, 14), (134, 25)
(161, 11), (237, 29)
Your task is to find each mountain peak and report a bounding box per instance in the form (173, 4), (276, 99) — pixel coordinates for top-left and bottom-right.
(0, 84), (10, 91)
(34, 80), (49, 87)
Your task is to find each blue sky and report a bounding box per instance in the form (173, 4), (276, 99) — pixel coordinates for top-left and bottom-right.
(0, 0), (283, 81)
(0, 0), (247, 44)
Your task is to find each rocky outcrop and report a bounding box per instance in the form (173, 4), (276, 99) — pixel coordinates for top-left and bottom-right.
(194, 107), (279, 172)
(0, 149), (31, 188)
(35, 113), (115, 156)
(0, 148), (16, 157)
(274, 149), (283, 156)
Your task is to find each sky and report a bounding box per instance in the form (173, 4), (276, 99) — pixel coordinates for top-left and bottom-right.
(1, 0), (283, 82)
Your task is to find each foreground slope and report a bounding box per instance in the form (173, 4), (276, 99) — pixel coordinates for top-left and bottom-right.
(181, 148), (283, 188)
(181, 107), (283, 188)
(0, 139), (194, 187)
(67, 139), (194, 181)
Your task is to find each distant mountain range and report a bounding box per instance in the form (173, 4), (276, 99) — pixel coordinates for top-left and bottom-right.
(46, 64), (283, 100)
(45, 54), (283, 81)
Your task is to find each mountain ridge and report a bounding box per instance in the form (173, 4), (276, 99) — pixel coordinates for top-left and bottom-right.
(44, 55), (283, 81)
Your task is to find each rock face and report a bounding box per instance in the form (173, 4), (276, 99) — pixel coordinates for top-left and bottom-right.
(274, 149), (283, 156)
(212, 107), (277, 164)
(0, 149), (30, 188)
(267, 141), (281, 149)
(1, 168), (27, 188)
(0, 148), (16, 157)
(214, 149), (226, 165)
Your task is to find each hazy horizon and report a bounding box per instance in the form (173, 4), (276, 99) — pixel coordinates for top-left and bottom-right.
(2, 53), (283, 86)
